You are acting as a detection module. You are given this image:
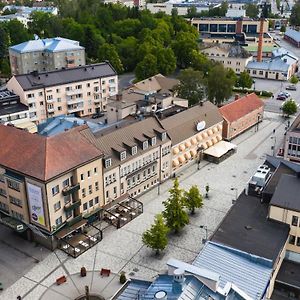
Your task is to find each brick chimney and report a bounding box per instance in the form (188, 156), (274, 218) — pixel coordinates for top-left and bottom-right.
(257, 18), (264, 62)
(236, 19), (242, 34)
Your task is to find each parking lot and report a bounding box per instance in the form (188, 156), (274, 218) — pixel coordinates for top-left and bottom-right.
(0, 111), (289, 300)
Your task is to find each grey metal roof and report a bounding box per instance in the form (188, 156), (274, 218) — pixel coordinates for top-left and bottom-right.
(161, 102), (223, 145)
(246, 57), (290, 72)
(9, 37), (84, 54)
(193, 241), (273, 300)
(14, 63), (116, 91)
(285, 29), (300, 43)
(270, 174), (300, 212)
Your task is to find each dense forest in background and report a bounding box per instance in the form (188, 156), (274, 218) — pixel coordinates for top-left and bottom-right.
(0, 0), (214, 80)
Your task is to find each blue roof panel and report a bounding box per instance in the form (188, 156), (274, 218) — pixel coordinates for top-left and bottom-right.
(193, 242), (272, 299)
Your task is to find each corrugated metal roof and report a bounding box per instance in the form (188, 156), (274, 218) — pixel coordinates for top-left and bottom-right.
(246, 57), (291, 72)
(193, 242), (272, 300)
(285, 29), (300, 43)
(117, 279), (151, 300)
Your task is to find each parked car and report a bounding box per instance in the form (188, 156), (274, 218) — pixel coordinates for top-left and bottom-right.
(277, 95), (286, 101)
(286, 85), (297, 91)
(92, 112), (105, 119)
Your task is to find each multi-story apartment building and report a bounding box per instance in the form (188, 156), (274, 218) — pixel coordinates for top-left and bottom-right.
(283, 114), (300, 163)
(6, 63), (118, 124)
(0, 124), (104, 250)
(9, 37), (85, 75)
(191, 17), (272, 45)
(202, 44), (253, 74)
(81, 117), (172, 203)
(161, 102), (224, 172)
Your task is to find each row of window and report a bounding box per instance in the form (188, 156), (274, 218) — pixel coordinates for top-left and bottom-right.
(27, 79), (116, 100)
(80, 168), (98, 181)
(291, 215), (300, 227)
(82, 182), (99, 198)
(127, 166), (157, 189)
(82, 196), (99, 211)
(289, 136), (300, 145)
(289, 235), (300, 247)
(9, 195), (22, 208)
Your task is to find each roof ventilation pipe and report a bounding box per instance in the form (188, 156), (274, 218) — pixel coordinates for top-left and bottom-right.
(154, 291), (167, 300)
(172, 268), (185, 293)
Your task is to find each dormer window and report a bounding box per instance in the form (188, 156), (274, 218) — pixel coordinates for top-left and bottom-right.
(105, 158), (112, 168)
(151, 137), (156, 146)
(132, 146), (137, 155)
(161, 132), (167, 141)
(120, 151), (126, 161)
(143, 141), (148, 150)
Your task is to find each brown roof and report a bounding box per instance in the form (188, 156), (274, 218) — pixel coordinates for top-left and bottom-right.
(81, 117), (169, 169)
(219, 93), (264, 123)
(161, 101), (223, 145)
(0, 125), (103, 181)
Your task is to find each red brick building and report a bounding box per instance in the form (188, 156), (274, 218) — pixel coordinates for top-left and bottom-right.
(219, 93), (264, 140)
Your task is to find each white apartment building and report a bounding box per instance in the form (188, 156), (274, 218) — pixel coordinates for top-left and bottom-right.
(6, 63), (118, 124)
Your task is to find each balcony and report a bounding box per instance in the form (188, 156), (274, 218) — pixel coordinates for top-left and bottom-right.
(46, 99), (55, 104)
(48, 107), (55, 113)
(27, 98), (36, 104)
(64, 200), (81, 212)
(67, 98), (84, 105)
(62, 183), (80, 196)
(68, 105), (84, 114)
(66, 89), (82, 96)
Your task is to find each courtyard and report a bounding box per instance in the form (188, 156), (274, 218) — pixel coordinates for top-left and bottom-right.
(0, 111), (290, 300)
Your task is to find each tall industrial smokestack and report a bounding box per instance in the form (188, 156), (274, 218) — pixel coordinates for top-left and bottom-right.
(257, 18), (264, 62)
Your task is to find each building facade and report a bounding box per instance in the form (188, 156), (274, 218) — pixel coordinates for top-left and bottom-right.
(9, 37), (86, 75)
(191, 17), (271, 45)
(6, 63), (118, 124)
(81, 117), (172, 203)
(283, 114), (300, 163)
(0, 124), (104, 249)
(161, 102), (224, 172)
(202, 44), (253, 74)
(219, 93), (264, 140)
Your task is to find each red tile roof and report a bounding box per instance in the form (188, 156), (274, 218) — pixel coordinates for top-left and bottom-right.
(0, 125), (103, 181)
(219, 93), (264, 123)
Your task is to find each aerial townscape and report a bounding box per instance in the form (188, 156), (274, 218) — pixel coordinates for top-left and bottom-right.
(1, 0), (300, 299)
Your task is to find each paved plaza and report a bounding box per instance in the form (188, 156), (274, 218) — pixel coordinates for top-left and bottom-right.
(0, 112), (289, 300)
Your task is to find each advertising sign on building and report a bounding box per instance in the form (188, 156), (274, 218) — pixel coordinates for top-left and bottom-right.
(27, 182), (45, 226)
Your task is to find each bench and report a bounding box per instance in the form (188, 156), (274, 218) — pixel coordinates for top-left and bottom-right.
(56, 275), (67, 285)
(100, 268), (111, 277)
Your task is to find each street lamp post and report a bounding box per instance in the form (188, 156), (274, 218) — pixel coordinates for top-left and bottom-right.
(256, 113), (261, 132)
(158, 170), (164, 195)
(271, 136), (277, 156)
(196, 146), (204, 171)
(199, 225), (208, 244)
(253, 80), (256, 91)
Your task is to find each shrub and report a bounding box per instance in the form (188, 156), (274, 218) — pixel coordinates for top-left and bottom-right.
(120, 272), (127, 284)
(290, 75), (299, 84)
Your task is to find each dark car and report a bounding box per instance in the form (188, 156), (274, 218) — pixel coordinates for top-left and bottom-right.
(92, 112), (105, 119)
(286, 85), (297, 91)
(277, 95), (286, 101)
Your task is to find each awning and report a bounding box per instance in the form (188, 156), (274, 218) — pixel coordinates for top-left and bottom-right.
(178, 155), (185, 163)
(190, 149), (197, 157)
(204, 140), (237, 158)
(185, 141), (191, 148)
(15, 121), (37, 133)
(184, 152), (191, 160)
(0, 213), (28, 233)
(216, 135), (222, 141)
(202, 143), (208, 150)
(191, 138), (197, 145)
(173, 147), (179, 155)
(173, 159), (179, 167)
(208, 129), (213, 136)
(197, 134), (202, 142)
(212, 137), (218, 144)
(179, 144), (185, 151)
(202, 132), (208, 139)
(217, 124), (222, 130)
(55, 219), (87, 239)
(207, 140), (213, 147)
(83, 207), (102, 219)
(213, 127), (218, 133)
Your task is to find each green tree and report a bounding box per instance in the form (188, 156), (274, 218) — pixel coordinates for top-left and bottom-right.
(245, 4), (259, 18)
(290, 75), (299, 84)
(117, 36), (138, 72)
(156, 47), (176, 75)
(290, 3), (300, 26)
(282, 99), (298, 117)
(83, 25), (105, 59)
(142, 214), (169, 255)
(183, 185), (203, 214)
(237, 71), (253, 88)
(187, 6), (197, 18)
(276, 0), (280, 10)
(0, 26), (9, 60)
(280, 25), (286, 33)
(6, 20), (32, 45)
(207, 64), (235, 105)
(175, 68), (205, 106)
(162, 178), (189, 233)
(98, 43), (124, 74)
(190, 50), (213, 74)
(135, 53), (158, 81)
